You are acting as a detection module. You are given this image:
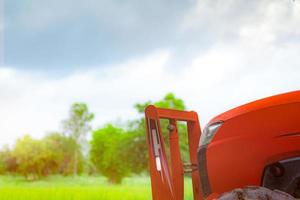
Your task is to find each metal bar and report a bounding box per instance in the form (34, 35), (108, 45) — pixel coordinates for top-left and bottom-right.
(156, 107), (198, 122)
(187, 120), (203, 200)
(169, 119), (184, 200)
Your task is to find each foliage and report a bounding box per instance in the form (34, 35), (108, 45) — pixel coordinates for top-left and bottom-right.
(62, 103), (94, 175)
(0, 146), (16, 174)
(123, 122), (149, 174)
(134, 92), (185, 113)
(43, 133), (83, 175)
(0, 152), (6, 174)
(90, 124), (130, 184)
(13, 135), (51, 180)
(10, 133), (83, 179)
(89, 93), (187, 182)
(0, 102), (92, 178)
(0, 93), (189, 182)
(63, 103), (94, 143)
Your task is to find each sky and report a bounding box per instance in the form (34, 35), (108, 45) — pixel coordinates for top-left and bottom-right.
(0, 0), (300, 147)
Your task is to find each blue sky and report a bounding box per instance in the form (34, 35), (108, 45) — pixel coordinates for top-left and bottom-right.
(4, 0), (193, 70)
(0, 0), (300, 147)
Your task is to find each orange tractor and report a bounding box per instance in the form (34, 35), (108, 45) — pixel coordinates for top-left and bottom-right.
(145, 90), (300, 199)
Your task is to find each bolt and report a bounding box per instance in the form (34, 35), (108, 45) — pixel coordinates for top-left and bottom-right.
(167, 124), (175, 131)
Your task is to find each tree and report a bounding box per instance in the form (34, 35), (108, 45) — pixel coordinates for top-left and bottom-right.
(62, 103), (94, 175)
(0, 146), (15, 174)
(12, 133), (83, 179)
(123, 120), (149, 174)
(13, 135), (50, 180)
(134, 92), (185, 113)
(90, 124), (130, 184)
(43, 132), (83, 175)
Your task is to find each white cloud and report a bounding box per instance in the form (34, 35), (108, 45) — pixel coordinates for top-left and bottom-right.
(1, 0), (300, 147)
(0, 50), (171, 147)
(176, 41), (300, 124)
(1, 37), (300, 148)
(181, 0), (300, 44)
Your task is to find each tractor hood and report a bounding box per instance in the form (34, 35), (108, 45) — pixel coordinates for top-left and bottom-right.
(209, 90), (300, 124)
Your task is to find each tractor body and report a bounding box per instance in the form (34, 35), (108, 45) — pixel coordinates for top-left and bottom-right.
(145, 90), (300, 200)
(198, 90), (300, 199)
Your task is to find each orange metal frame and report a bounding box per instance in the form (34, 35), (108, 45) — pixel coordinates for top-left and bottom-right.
(145, 105), (202, 200)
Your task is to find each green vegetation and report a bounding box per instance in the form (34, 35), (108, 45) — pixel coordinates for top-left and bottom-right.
(0, 175), (193, 200)
(89, 92), (189, 183)
(90, 124), (130, 184)
(62, 103), (94, 176)
(0, 175), (152, 200)
(0, 93), (191, 185)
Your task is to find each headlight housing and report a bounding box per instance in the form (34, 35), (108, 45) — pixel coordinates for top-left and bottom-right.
(199, 121), (223, 147)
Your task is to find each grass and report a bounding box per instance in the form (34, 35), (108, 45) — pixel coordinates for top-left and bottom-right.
(0, 175), (194, 200)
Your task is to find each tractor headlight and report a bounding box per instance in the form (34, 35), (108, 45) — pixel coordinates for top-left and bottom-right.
(199, 121), (223, 147)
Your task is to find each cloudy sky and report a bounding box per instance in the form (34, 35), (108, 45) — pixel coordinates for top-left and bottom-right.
(0, 0), (300, 147)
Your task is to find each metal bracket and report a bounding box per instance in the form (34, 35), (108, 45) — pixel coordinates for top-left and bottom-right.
(183, 163), (199, 173)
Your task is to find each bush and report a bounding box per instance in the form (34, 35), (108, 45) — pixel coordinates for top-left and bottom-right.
(13, 135), (50, 180)
(43, 133), (83, 175)
(123, 120), (149, 174)
(90, 124), (130, 184)
(0, 147), (17, 174)
(12, 134), (84, 180)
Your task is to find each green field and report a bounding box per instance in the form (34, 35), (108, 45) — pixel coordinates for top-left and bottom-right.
(0, 175), (193, 200)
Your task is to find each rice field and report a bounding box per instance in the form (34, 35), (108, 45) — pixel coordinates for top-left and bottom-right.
(0, 175), (193, 200)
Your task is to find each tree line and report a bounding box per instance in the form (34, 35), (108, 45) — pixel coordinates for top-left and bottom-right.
(0, 93), (189, 183)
